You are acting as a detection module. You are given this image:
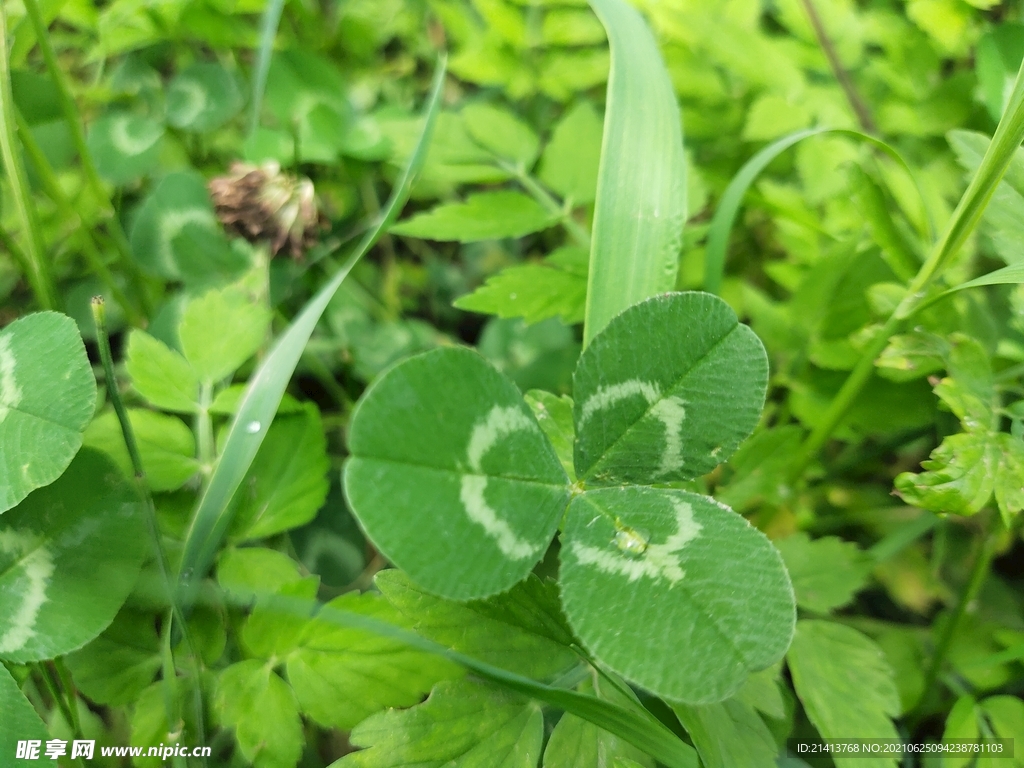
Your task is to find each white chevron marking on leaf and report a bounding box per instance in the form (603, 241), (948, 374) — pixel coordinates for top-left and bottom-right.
(0, 335), (21, 424)
(0, 529), (55, 654)
(570, 498), (702, 584)
(460, 405), (543, 560)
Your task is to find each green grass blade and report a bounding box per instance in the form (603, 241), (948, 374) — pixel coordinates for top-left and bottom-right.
(177, 58), (448, 601)
(0, 0), (57, 310)
(583, 0), (686, 346)
(703, 127), (930, 295)
(952, 261), (1024, 290)
(249, 0), (287, 136)
(789, 57), (1024, 479)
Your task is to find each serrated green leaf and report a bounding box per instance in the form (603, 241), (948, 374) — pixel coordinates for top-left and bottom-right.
(543, 676), (653, 768)
(86, 112), (163, 184)
(179, 283), (271, 383)
(524, 389), (576, 479)
(875, 331), (949, 382)
(934, 335), (995, 426)
(0, 664), (48, 758)
(0, 312), (96, 514)
(573, 292), (768, 486)
(0, 449), (147, 662)
(537, 101), (603, 205)
(227, 403), (330, 541)
(583, 0), (686, 343)
(64, 609), (161, 706)
(287, 591), (460, 730)
(344, 347), (569, 600)
(167, 62), (243, 133)
(462, 102), (540, 167)
(376, 569), (578, 680)
(217, 547), (304, 595)
(895, 431), (999, 516)
(775, 533), (872, 613)
(130, 171), (248, 282)
(215, 660), (303, 768)
(733, 664), (786, 721)
(338, 679), (543, 768)
(83, 409), (199, 492)
(454, 246), (589, 325)
(390, 191), (557, 242)
(454, 257), (587, 325)
(788, 621), (900, 768)
(241, 576), (320, 659)
(671, 697), (778, 768)
(560, 487), (795, 703)
(125, 329), (201, 413)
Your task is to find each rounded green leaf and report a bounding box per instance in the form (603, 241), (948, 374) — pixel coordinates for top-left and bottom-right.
(83, 409), (199, 492)
(130, 171), (248, 282)
(573, 292), (768, 485)
(0, 449), (147, 662)
(344, 347), (570, 600)
(167, 63), (243, 133)
(559, 487), (794, 704)
(179, 283), (271, 384)
(0, 312), (96, 514)
(86, 112), (164, 185)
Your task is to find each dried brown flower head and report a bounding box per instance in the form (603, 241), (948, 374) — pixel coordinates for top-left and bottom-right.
(208, 161), (324, 259)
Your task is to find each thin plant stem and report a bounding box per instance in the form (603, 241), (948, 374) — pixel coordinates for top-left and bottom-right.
(14, 108), (145, 325)
(798, 0), (876, 133)
(788, 54), (1024, 480)
(21, 0), (152, 314)
(500, 160), (592, 248)
(197, 382), (215, 480)
(91, 298), (208, 767)
(917, 526), (1000, 709)
(34, 664), (87, 768)
(0, 1), (58, 310)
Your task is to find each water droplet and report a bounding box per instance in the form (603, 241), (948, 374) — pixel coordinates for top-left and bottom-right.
(246, 420), (262, 434)
(509, 292), (517, 300)
(614, 528), (649, 556)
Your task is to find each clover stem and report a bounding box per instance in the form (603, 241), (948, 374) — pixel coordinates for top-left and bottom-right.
(92, 298), (208, 766)
(917, 524), (999, 710)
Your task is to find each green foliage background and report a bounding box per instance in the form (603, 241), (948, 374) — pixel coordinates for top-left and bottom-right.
(2, 0), (1024, 766)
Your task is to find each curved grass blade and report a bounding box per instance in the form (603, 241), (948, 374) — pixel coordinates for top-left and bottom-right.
(177, 58), (448, 604)
(215, 589), (699, 768)
(703, 128), (931, 295)
(249, 0), (287, 136)
(583, 0), (686, 346)
(0, 0), (57, 310)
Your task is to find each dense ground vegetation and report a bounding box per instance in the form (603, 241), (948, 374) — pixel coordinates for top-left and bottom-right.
(2, 0), (1024, 766)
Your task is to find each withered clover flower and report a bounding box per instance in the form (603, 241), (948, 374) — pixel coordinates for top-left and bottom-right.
(208, 161), (324, 259)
